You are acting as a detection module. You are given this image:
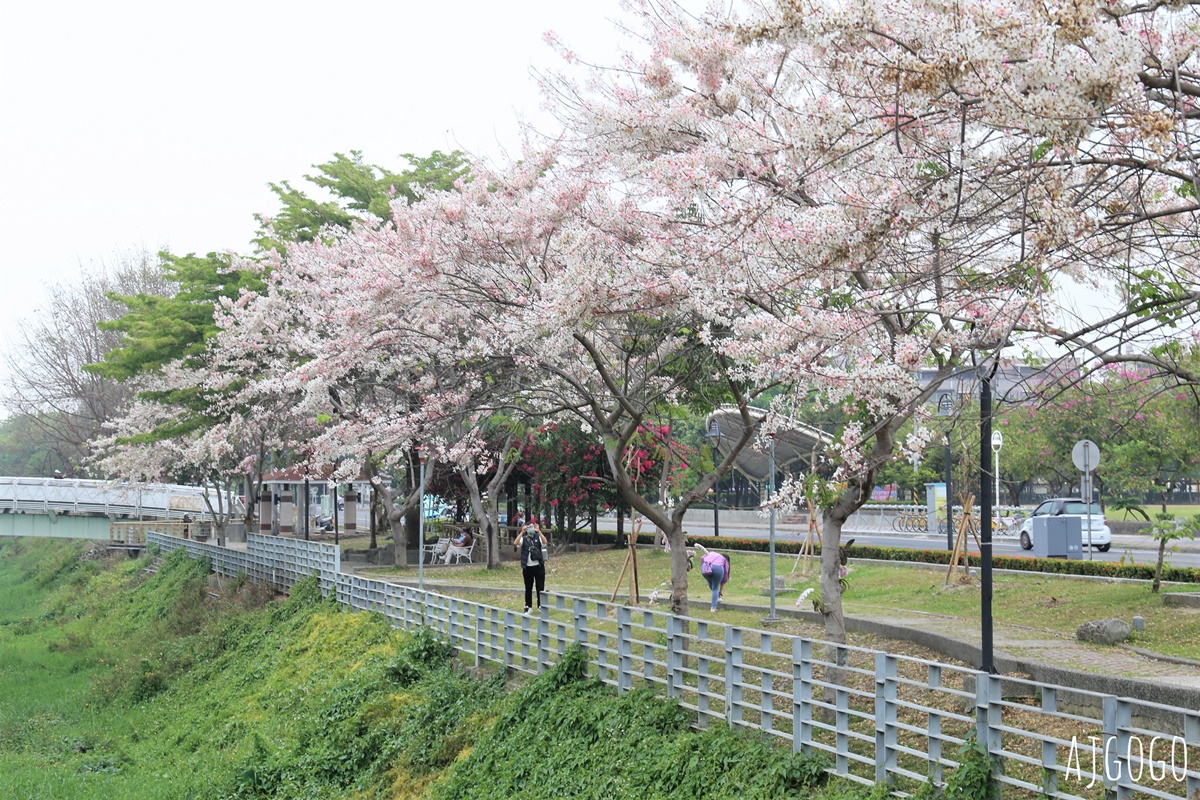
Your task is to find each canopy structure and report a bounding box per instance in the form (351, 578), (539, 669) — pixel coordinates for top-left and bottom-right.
(704, 406), (833, 484)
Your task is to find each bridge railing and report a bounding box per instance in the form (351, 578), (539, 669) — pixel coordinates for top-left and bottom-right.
(146, 531), (1198, 800)
(0, 477), (240, 521)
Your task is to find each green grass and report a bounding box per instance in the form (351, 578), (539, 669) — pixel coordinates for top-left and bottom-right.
(1, 537), (917, 800)
(364, 546), (1200, 660)
(1111, 503), (1200, 521)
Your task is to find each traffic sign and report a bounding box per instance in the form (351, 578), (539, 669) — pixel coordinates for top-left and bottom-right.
(1071, 439), (1100, 472)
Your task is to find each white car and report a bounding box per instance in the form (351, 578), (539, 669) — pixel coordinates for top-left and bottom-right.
(1018, 497), (1112, 552)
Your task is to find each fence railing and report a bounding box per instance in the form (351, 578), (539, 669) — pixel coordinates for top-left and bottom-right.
(0, 476), (236, 521)
(112, 520), (211, 546)
(145, 531), (1198, 800)
(843, 505), (1024, 537)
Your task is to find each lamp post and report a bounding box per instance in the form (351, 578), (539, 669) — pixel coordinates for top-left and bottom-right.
(991, 431), (1004, 512)
(418, 452), (427, 591)
(707, 420), (722, 538)
(765, 432), (780, 624)
(936, 391), (954, 550)
(980, 368), (996, 674)
(943, 436), (954, 550)
(304, 477), (312, 541)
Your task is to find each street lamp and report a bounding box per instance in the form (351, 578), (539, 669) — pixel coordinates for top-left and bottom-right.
(417, 451), (427, 591)
(765, 432), (780, 624)
(707, 420), (722, 538)
(936, 391), (954, 550)
(979, 367), (997, 674)
(991, 431), (1004, 512)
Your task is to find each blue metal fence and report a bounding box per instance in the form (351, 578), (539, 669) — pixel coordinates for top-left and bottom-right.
(146, 531), (1198, 800)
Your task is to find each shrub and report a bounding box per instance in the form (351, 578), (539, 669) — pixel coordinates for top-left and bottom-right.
(676, 535), (1200, 584)
(386, 626), (456, 686)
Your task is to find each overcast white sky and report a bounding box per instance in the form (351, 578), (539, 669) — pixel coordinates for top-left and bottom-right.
(0, 0), (625, 363)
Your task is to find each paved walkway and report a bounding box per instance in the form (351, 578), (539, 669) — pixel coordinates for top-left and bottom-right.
(853, 607), (1200, 689)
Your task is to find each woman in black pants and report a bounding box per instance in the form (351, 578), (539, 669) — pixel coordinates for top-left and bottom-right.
(514, 522), (548, 613)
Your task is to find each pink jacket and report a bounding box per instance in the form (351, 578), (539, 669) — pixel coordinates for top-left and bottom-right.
(700, 552), (730, 585)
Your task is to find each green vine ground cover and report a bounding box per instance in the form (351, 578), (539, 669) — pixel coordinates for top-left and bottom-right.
(0, 537), (949, 800)
(373, 548), (1200, 660)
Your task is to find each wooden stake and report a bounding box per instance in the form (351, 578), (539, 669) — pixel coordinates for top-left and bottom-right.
(610, 513), (643, 604)
(945, 492), (981, 585)
(792, 495), (822, 575)
(610, 545), (632, 603)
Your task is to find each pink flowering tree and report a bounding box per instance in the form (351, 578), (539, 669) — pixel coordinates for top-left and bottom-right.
(202, 229), (497, 564)
(533, 0), (1200, 640)
(378, 153), (778, 612)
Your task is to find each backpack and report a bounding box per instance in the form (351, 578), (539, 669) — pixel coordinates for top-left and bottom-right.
(522, 532), (544, 565)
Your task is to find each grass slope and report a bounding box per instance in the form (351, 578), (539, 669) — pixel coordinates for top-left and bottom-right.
(1, 538), (902, 800)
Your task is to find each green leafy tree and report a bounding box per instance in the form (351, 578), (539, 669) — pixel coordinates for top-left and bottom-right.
(0, 414), (59, 476)
(993, 405), (1055, 506)
(1148, 513), (1199, 594)
(88, 251), (264, 432)
(1103, 389), (1200, 514)
(253, 149), (468, 250)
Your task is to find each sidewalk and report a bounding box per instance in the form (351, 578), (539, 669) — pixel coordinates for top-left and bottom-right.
(849, 606), (1200, 690)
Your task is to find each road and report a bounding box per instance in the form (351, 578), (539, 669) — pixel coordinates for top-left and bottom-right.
(609, 520), (1200, 570)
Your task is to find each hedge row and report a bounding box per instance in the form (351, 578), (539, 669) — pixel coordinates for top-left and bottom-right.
(583, 530), (1200, 584)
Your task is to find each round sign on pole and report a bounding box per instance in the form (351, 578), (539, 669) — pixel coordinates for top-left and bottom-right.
(991, 431), (1003, 452)
(1071, 439), (1100, 472)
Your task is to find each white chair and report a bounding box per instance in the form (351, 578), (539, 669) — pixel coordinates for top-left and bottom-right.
(445, 538), (477, 564)
(423, 536), (450, 564)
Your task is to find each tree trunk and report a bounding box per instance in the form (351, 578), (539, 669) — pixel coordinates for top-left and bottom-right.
(458, 440), (520, 569)
(364, 454), (430, 570)
(818, 512), (848, 644)
(243, 440), (266, 530)
(1153, 537), (1166, 594)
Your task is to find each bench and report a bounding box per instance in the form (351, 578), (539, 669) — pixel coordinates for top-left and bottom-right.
(445, 538), (477, 564)
(422, 536), (450, 564)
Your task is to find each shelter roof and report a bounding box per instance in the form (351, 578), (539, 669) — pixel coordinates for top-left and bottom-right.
(705, 406), (832, 483)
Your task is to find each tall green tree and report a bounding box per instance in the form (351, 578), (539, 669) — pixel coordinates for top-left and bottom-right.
(254, 150), (468, 250)
(87, 251), (264, 435)
(0, 414), (59, 477)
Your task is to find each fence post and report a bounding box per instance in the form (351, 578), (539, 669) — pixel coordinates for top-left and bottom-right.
(573, 598), (588, 654)
(503, 610), (516, 672)
(474, 605), (484, 667)
(927, 665), (944, 787)
(666, 615), (683, 700)
(875, 653), (898, 786)
(1040, 686), (1057, 797)
(793, 638), (812, 754)
(1185, 710), (1200, 800)
(974, 672), (1002, 796)
(537, 605), (550, 674)
(725, 626), (743, 726)
(617, 606), (633, 693)
(1102, 696), (1134, 800)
